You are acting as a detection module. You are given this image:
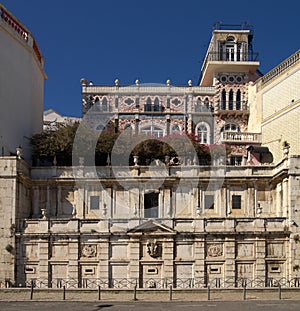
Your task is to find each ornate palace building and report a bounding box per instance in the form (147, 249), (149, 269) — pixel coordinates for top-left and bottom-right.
(0, 5), (299, 289)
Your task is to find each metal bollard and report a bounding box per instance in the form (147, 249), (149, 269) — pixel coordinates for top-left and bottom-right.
(133, 285), (137, 301)
(63, 285), (66, 300)
(169, 285), (173, 301)
(98, 285), (101, 301)
(243, 285), (247, 301)
(207, 285), (210, 301)
(278, 284), (282, 300)
(30, 280), (34, 300)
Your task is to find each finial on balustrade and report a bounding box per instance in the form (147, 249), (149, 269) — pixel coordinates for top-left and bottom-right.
(80, 78), (88, 86)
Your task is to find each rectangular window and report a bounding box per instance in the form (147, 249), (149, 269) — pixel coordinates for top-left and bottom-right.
(144, 192), (159, 218)
(90, 196), (100, 210)
(204, 195), (214, 209)
(232, 195), (241, 209)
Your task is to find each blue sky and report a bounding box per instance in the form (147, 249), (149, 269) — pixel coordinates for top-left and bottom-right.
(2, 0), (299, 118)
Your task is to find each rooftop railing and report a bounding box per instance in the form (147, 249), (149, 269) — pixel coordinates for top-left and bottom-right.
(260, 49), (300, 87)
(0, 5), (43, 65)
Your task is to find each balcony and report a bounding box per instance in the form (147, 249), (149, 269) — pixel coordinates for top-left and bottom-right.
(216, 101), (249, 115)
(200, 51), (259, 86)
(205, 51), (259, 63)
(221, 132), (262, 144)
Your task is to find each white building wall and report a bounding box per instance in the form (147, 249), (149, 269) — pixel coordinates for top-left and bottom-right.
(0, 5), (46, 160)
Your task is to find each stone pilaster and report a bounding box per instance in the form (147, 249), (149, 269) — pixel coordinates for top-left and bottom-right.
(38, 238), (49, 287)
(255, 238), (266, 280)
(224, 237), (235, 279)
(46, 185), (50, 217)
(57, 186), (62, 217)
(129, 238), (140, 284)
(194, 238), (205, 286)
(33, 186), (40, 218)
(68, 236), (79, 285)
(163, 238), (174, 283)
(98, 238), (109, 287)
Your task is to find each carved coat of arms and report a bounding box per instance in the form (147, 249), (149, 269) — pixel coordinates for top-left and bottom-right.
(146, 239), (160, 258)
(81, 244), (97, 258)
(207, 244), (223, 257)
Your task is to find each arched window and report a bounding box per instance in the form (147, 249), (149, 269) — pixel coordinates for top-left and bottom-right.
(171, 124), (180, 133)
(94, 97), (100, 111)
(145, 97), (152, 112)
(141, 125), (164, 138)
(196, 122), (210, 144)
(228, 89), (234, 110)
(225, 36), (236, 61)
(195, 98), (202, 112)
(102, 97), (108, 111)
(236, 89), (241, 110)
(154, 97), (160, 111)
(221, 90), (226, 110)
(221, 123), (240, 132)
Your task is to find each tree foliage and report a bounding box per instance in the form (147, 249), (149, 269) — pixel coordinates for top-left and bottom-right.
(31, 124), (230, 166)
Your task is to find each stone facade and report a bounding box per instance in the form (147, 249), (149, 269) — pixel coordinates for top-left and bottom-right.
(0, 21), (300, 289)
(0, 155), (299, 288)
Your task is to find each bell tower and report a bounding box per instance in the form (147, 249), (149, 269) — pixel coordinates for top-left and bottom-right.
(201, 23), (262, 165)
(200, 22), (260, 87)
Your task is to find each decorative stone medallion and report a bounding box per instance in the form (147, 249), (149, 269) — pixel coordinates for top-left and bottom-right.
(207, 244), (223, 257)
(81, 244), (97, 258)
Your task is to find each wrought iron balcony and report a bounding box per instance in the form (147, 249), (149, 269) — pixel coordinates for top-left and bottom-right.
(206, 51), (259, 63)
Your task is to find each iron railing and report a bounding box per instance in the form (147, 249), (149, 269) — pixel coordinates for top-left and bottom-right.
(2, 277), (300, 289)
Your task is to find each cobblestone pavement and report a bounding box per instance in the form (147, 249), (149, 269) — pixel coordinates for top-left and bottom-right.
(0, 301), (300, 311)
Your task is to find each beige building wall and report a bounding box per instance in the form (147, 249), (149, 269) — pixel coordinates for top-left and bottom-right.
(249, 50), (300, 164)
(0, 5), (46, 160)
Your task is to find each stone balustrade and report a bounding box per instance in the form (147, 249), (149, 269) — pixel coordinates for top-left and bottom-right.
(220, 131), (262, 143)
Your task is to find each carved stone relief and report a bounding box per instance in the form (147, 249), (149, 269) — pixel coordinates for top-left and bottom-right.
(81, 244), (97, 258)
(207, 243), (223, 257)
(146, 239), (160, 258)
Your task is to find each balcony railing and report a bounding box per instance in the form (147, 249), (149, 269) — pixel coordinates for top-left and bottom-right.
(0, 5), (43, 65)
(221, 131), (262, 144)
(217, 101), (249, 112)
(205, 51), (259, 63)
(260, 49), (300, 87)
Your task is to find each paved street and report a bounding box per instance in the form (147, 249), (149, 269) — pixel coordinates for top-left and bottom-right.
(0, 301), (299, 311)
